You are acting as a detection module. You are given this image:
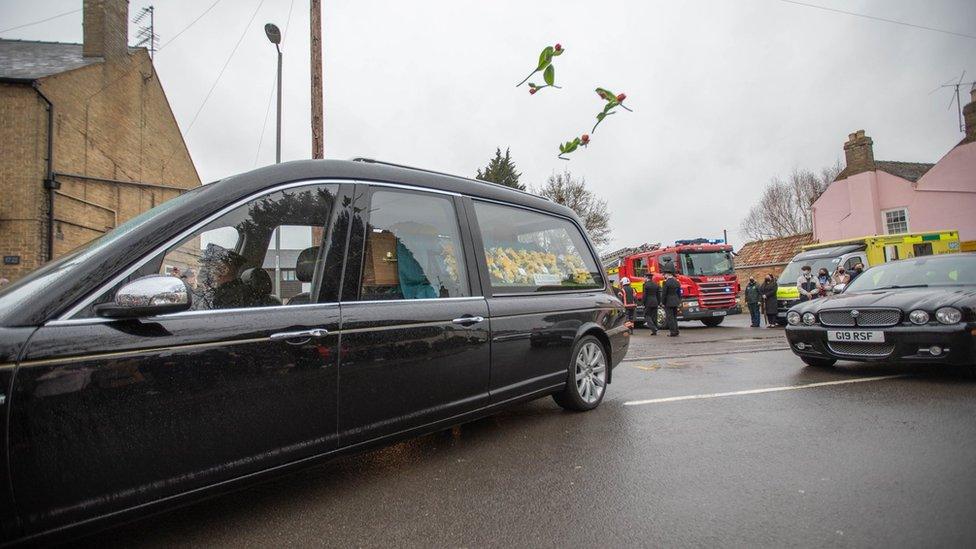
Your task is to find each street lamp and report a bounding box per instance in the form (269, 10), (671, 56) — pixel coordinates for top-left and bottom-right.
(265, 23), (282, 297)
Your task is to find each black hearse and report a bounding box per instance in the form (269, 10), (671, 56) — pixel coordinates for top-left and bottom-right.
(0, 159), (629, 543)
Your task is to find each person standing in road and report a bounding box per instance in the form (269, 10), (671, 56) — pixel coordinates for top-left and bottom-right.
(619, 277), (636, 333)
(760, 273), (779, 328)
(797, 265), (818, 302)
(744, 276), (761, 327)
(643, 274), (660, 335)
(661, 268), (681, 337)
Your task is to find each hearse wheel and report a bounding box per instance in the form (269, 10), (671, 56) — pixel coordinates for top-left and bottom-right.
(553, 335), (607, 411)
(801, 357), (836, 368)
(700, 317), (725, 327)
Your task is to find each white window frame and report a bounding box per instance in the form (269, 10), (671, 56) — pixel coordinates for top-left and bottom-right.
(882, 207), (910, 235)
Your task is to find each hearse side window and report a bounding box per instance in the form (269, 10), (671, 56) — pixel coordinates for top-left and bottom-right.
(358, 189), (469, 300)
(472, 201), (604, 293)
(75, 184), (338, 316)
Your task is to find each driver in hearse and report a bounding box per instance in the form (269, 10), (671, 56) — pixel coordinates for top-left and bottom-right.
(193, 244), (254, 310)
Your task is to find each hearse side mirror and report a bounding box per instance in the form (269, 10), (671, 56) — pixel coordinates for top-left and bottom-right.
(94, 274), (192, 319)
(833, 283), (846, 294)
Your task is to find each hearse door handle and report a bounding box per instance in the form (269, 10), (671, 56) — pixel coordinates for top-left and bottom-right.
(452, 316), (485, 326)
(270, 328), (329, 344)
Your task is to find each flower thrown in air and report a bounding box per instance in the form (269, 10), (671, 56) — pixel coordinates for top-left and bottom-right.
(557, 134), (590, 160)
(592, 87), (633, 133)
(516, 43), (564, 92)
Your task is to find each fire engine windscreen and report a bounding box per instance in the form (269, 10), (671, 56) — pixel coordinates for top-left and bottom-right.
(680, 251), (734, 276)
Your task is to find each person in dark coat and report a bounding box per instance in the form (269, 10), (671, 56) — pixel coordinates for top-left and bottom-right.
(760, 273), (779, 328)
(642, 274), (660, 335)
(744, 276), (761, 327)
(661, 268), (681, 337)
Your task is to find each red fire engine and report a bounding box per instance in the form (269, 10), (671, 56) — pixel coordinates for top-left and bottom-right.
(604, 239), (741, 327)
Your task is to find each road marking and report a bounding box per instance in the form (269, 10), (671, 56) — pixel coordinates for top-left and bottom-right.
(623, 375), (907, 406)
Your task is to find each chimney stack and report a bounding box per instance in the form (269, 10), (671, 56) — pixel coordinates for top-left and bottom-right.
(964, 86), (976, 143)
(83, 0), (129, 60)
(843, 129), (875, 176)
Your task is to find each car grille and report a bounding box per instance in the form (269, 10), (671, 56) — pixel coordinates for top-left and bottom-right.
(827, 341), (896, 358)
(819, 308), (901, 328)
(697, 281), (737, 309)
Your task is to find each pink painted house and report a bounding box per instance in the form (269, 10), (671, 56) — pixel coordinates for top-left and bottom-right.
(812, 89), (976, 245)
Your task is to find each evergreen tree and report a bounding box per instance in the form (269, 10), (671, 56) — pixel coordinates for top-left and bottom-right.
(475, 148), (525, 190)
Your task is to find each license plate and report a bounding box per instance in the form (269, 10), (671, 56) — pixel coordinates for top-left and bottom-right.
(712, 311), (727, 317)
(827, 330), (885, 343)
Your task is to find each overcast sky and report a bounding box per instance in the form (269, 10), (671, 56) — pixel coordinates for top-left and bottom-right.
(2, 0), (974, 251)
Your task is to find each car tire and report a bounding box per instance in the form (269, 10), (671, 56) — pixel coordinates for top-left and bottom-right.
(553, 335), (608, 412)
(701, 317), (724, 327)
(801, 357), (837, 368)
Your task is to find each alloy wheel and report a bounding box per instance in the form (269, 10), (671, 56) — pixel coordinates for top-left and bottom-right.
(575, 341), (607, 404)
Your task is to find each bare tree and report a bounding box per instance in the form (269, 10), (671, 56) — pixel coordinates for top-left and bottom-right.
(534, 170), (612, 248)
(740, 162), (842, 241)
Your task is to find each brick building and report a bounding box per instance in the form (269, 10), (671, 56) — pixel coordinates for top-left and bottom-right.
(734, 232), (815, 286)
(0, 0), (199, 282)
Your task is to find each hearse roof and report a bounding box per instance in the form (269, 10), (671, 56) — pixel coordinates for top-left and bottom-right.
(214, 159), (576, 219)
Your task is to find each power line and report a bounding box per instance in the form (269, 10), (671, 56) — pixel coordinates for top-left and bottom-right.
(0, 7), (82, 34)
(776, 0), (976, 41)
(184, 0), (267, 135)
(158, 0), (223, 51)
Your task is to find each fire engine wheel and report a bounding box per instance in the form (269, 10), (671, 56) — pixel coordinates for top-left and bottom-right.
(700, 317), (725, 327)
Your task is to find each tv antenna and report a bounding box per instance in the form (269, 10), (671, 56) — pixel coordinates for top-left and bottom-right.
(133, 6), (158, 79)
(930, 71), (975, 133)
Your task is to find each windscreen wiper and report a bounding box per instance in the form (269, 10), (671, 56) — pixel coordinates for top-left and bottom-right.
(872, 284), (929, 290)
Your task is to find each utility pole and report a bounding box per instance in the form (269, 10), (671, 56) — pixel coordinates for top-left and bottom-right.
(265, 23), (283, 297)
(310, 0), (324, 159)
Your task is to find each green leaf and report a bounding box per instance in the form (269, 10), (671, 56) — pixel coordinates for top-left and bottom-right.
(596, 87), (614, 100)
(543, 65), (555, 86)
(537, 46), (554, 71)
(596, 112), (606, 121)
(564, 141), (578, 153)
(559, 143), (566, 153)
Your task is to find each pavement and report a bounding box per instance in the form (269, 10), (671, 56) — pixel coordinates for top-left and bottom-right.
(86, 314), (976, 548)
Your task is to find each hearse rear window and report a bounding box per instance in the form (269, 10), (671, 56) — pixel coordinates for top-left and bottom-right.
(472, 201), (604, 293)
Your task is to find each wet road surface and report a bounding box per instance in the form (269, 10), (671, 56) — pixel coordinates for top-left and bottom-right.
(85, 315), (976, 547)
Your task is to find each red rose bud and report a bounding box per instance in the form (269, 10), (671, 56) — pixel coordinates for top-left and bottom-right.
(554, 43), (562, 51)
(616, 93), (626, 102)
(529, 88), (537, 95)
(580, 134), (590, 145)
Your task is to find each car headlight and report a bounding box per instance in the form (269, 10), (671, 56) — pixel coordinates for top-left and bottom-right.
(908, 310), (929, 325)
(787, 311), (801, 325)
(802, 312), (817, 326)
(935, 307), (962, 325)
